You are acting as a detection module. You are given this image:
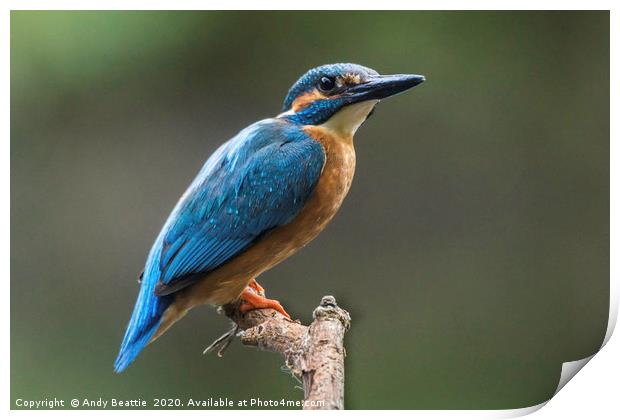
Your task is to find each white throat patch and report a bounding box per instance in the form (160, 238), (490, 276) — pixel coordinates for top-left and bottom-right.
(320, 100), (379, 138)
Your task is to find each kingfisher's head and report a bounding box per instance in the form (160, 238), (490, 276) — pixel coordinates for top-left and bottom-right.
(279, 63), (424, 136)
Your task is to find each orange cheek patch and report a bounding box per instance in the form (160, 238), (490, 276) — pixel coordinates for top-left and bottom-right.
(342, 73), (362, 85)
(292, 89), (327, 112)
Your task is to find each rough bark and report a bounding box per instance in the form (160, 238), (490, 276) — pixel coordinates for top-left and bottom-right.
(207, 295), (351, 410)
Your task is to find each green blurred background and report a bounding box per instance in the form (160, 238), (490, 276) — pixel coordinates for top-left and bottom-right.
(11, 11), (609, 409)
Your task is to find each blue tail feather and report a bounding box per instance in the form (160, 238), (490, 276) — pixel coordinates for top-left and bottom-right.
(114, 274), (172, 373)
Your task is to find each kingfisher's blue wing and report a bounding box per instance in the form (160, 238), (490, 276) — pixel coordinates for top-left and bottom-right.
(152, 119), (325, 295)
(114, 119), (325, 372)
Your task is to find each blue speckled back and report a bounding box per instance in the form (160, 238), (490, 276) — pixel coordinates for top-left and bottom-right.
(114, 118), (325, 372)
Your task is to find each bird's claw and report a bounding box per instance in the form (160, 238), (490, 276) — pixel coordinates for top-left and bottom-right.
(239, 280), (291, 319)
(247, 278), (265, 296)
(203, 324), (240, 357)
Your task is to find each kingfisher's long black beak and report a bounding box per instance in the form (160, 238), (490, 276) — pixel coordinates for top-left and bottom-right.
(345, 74), (425, 103)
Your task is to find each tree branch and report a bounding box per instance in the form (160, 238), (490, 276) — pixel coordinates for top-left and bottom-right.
(207, 295), (351, 410)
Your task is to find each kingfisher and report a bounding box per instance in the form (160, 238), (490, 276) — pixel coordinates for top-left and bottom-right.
(114, 63), (424, 372)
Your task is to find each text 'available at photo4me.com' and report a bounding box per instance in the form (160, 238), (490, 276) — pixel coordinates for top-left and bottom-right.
(14, 397), (326, 409)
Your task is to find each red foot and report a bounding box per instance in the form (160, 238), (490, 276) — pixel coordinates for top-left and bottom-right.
(239, 280), (290, 319)
(248, 278), (265, 295)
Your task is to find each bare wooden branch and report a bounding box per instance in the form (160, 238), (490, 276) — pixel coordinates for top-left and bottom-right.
(209, 295), (351, 409)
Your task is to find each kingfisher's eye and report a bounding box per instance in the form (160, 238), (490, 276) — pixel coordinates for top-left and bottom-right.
(318, 76), (336, 93)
